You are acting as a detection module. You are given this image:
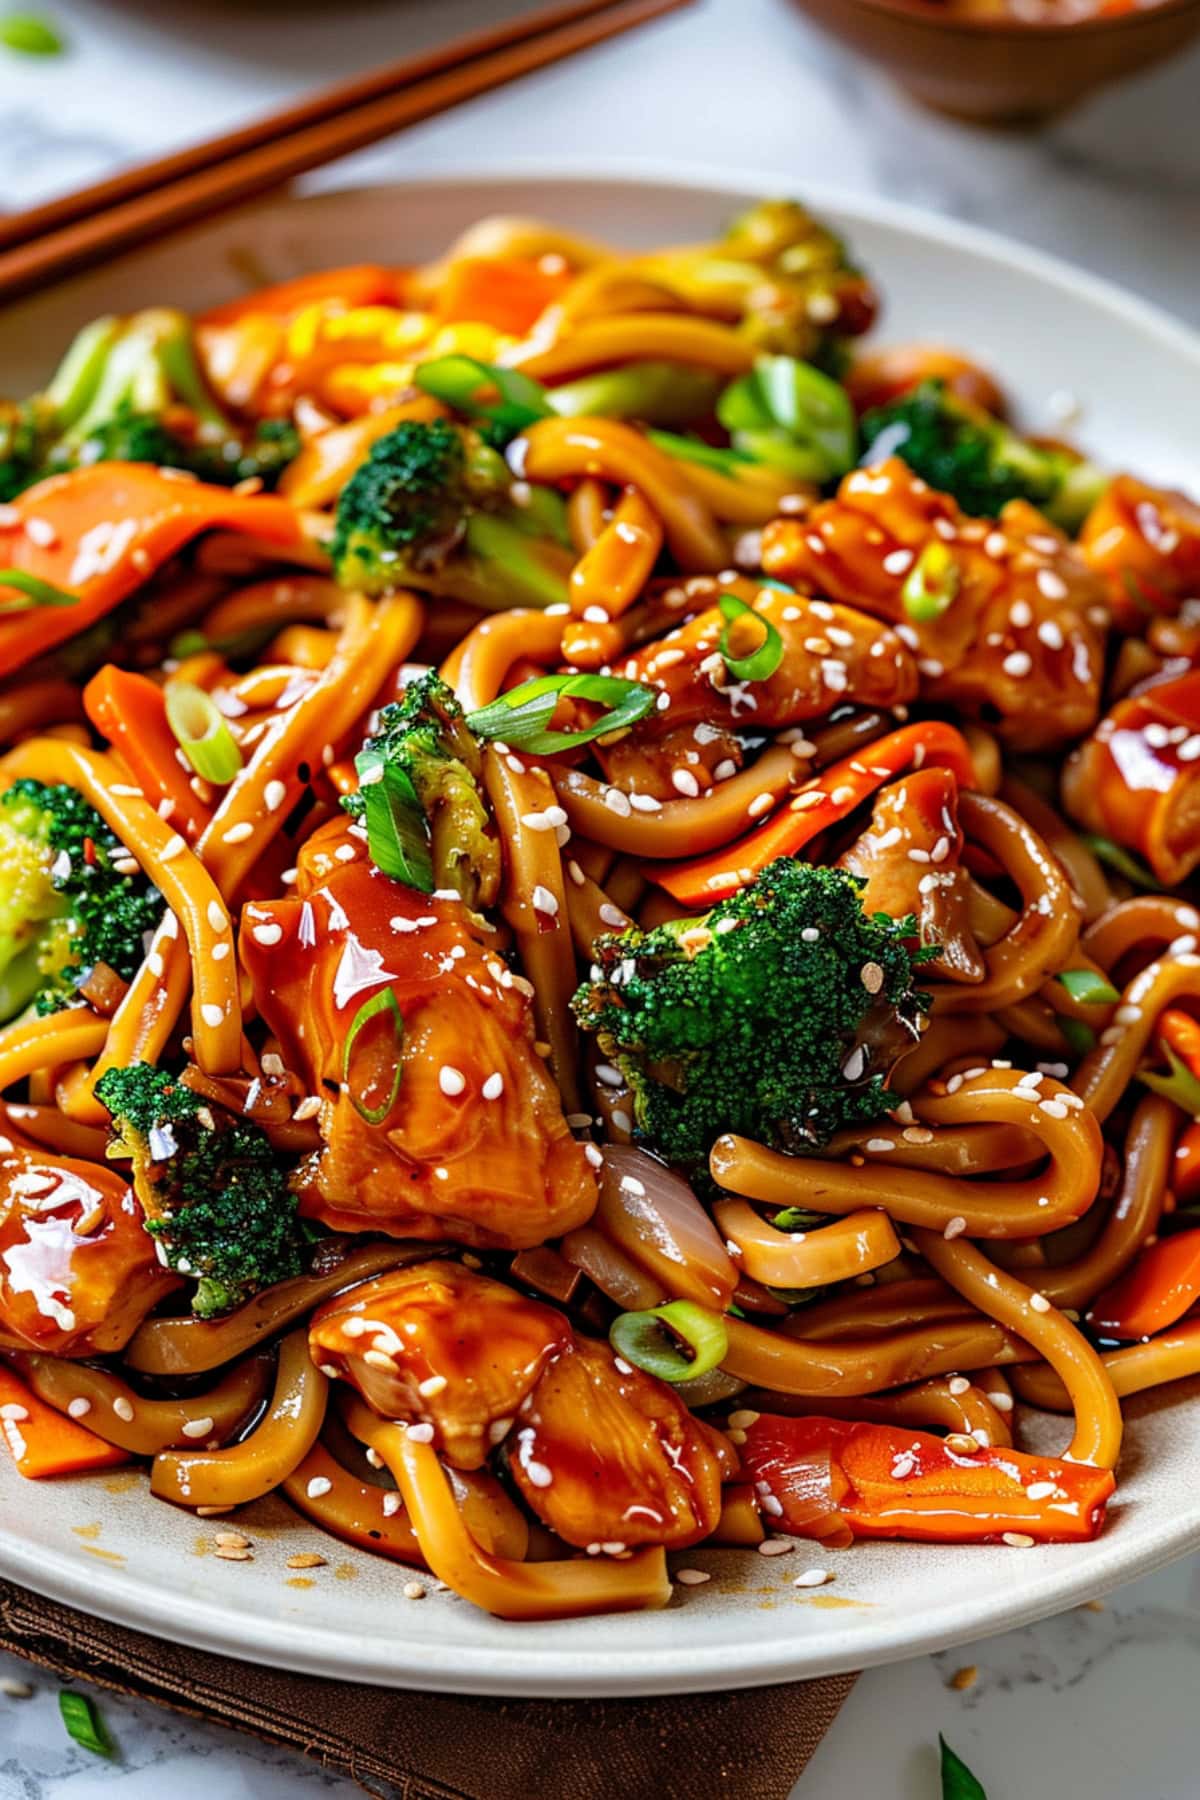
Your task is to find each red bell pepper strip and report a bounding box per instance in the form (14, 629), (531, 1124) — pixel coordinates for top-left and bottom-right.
(651, 721), (978, 907)
(1160, 1009), (1200, 1083)
(742, 1414), (1114, 1545)
(0, 464), (304, 678)
(1088, 1232), (1200, 1340)
(198, 265), (404, 327)
(435, 256), (573, 335)
(83, 665), (212, 841)
(0, 1366), (127, 1479)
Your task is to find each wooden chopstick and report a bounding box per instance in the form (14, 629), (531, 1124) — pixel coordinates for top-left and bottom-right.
(0, 0), (692, 304)
(0, 0), (649, 256)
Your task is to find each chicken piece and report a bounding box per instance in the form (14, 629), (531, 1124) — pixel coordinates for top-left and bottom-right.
(762, 458), (1106, 750)
(600, 580), (916, 801)
(837, 769), (984, 983)
(310, 1261), (571, 1469)
(239, 821), (596, 1249)
(1062, 669), (1200, 888)
(0, 1144), (180, 1355)
(1080, 475), (1200, 633)
(509, 1334), (731, 1551)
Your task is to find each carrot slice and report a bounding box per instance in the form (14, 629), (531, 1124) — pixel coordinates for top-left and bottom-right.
(651, 721), (977, 907)
(435, 256), (572, 335)
(0, 1367), (128, 1478)
(1088, 1232), (1200, 1340)
(198, 265), (404, 327)
(83, 665), (211, 839)
(0, 464), (303, 678)
(743, 1414), (1114, 1545)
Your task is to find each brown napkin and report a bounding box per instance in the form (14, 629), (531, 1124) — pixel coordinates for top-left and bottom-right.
(0, 1577), (854, 1799)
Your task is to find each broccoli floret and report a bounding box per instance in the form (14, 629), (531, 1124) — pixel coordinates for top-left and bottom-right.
(344, 671), (499, 909)
(330, 418), (572, 610)
(861, 380), (1107, 531)
(95, 1063), (304, 1318)
(572, 858), (931, 1179)
(719, 198), (877, 365)
(0, 780), (163, 1021)
(1, 308), (300, 496)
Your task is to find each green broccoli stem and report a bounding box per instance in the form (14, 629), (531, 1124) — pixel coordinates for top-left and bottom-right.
(42, 315), (122, 428)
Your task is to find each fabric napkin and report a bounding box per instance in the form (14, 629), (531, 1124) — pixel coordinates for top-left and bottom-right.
(0, 1577), (855, 1799)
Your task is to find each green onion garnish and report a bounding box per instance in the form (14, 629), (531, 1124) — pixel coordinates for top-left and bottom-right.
(716, 354), (857, 483)
(609, 1299), (728, 1384)
(59, 1690), (112, 1758)
(342, 986), (404, 1125)
(1059, 1016), (1096, 1057)
(0, 569), (78, 612)
(165, 681), (244, 785)
(902, 542), (959, 622)
(769, 1206), (828, 1232)
(467, 672), (656, 754)
(940, 1735), (988, 1800)
(1137, 1043), (1200, 1119)
(1056, 969), (1120, 1007)
(356, 753), (434, 894)
(717, 592), (784, 683)
(414, 354), (551, 439)
(0, 11), (64, 55)
(647, 430), (756, 476)
(1080, 833), (1159, 891)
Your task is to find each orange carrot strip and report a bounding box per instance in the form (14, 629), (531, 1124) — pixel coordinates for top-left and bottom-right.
(198, 265), (404, 327)
(1160, 1009), (1200, 1083)
(435, 256), (572, 335)
(743, 1414), (1113, 1546)
(83, 665), (211, 840)
(1088, 1232), (1200, 1340)
(652, 722), (978, 907)
(0, 465), (303, 678)
(0, 1366), (128, 1478)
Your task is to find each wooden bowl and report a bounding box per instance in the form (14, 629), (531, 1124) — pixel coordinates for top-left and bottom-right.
(790, 0), (1200, 123)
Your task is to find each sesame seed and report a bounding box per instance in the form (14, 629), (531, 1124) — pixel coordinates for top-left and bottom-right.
(531, 884), (559, 917)
(1025, 1481), (1057, 1501)
(403, 1581), (426, 1599)
(0, 1678), (33, 1697)
(0, 1403), (28, 1422)
(112, 1396), (135, 1422)
(182, 1415), (215, 1439)
(1029, 1292), (1052, 1313)
(1037, 569), (1068, 600)
(1002, 651), (1033, 678)
(264, 779), (288, 812)
(214, 1545), (253, 1562)
(482, 1072), (504, 1100)
(67, 1397), (91, 1419)
(676, 1568), (711, 1586)
(860, 961), (884, 994)
(1002, 1532), (1036, 1549)
(306, 1477), (333, 1499)
(418, 1375), (448, 1398)
(200, 1003), (225, 1029)
(252, 922), (283, 947)
(382, 1492), (402, 1516)
(758, 1538), (794, 1557)
(793, 1568), (833, 1588)
(221, 821), (254, 844)
(584, 1144), (604, 1169)
(406, 1422), (436, 1444)
(944, 1216), (967, 1240)
(672, 768), (700, 798)
(288, 1552), (327, 1569)
(160, 833), (187, 861)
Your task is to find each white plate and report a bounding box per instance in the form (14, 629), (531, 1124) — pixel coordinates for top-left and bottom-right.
(3, 169), (1200, 1698)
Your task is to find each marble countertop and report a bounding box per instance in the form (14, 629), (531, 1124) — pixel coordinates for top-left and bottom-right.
(1, 0), (1198, 1793)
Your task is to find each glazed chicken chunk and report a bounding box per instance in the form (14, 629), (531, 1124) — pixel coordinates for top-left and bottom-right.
(762, 457), (1107, 750)
(240, 822), (596, 1249)
(0, 1143), (179, 1355)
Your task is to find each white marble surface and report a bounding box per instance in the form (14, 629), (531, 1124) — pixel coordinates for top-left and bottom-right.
(1, 0), (1199, 1793)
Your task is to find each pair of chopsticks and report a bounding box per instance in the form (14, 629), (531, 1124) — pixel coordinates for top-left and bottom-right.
(0, 0), (692, 304)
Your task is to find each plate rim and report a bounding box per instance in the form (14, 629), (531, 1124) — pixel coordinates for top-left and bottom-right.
(2, 159), (1199, 1695)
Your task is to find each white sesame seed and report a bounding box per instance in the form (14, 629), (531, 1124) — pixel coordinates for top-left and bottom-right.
(182, 1416), (215, 1439)
(676, 1568), (711, 1586)
(758, 1538), (794, 1557)
(1002, 1532), (1036, 1549)
(160, 832), (187, 862)
(112, 1396), (135, 1422)
(439, 1066), (466, 1097)
(482, 1072), (504, 1100)
(306, 1477), (333, 1499)
(793, 1568), (833, 1588)
(406, 1422), (436, 1443)
(944, 1216), (967, 1240)
(672, 768), (700, 798)
(1002, 651), (1033, 678)
(221, 821), (254, 844)
(1029, 1292), (1052, 1313)
(1025, 1481), (1057, 1501)
(200, 1003), (225, 1029)
(531, 884), (559, 917)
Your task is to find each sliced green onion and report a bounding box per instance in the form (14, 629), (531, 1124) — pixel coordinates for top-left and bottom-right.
(940, 1736), (988, 1800)
(1059, 1016), (1096, 1057)
(1056, 969), (1121, 1006)
(609, 1299), (728, 1384)
(647, 429), (754, 476)
(0, 11), (64, 54)
(547, 361), (722, 427)
(902, 542), (959, 621)
(717, 592), (784, 683)
(716, 355), (857, 483)
(164, 681), (244, 785)
(357, 752), (434, 893)
(1138, 1043), (1200, 1119)
(769, 1206), (828, 1232)
(59, 1690), (112, 1758)
(1080, 833), (1159, 891)
(342, 986), (404, 1125)
(0, 569), (78, 612)
(413, 354), (551, 438)
(467, 672), (656, 754)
